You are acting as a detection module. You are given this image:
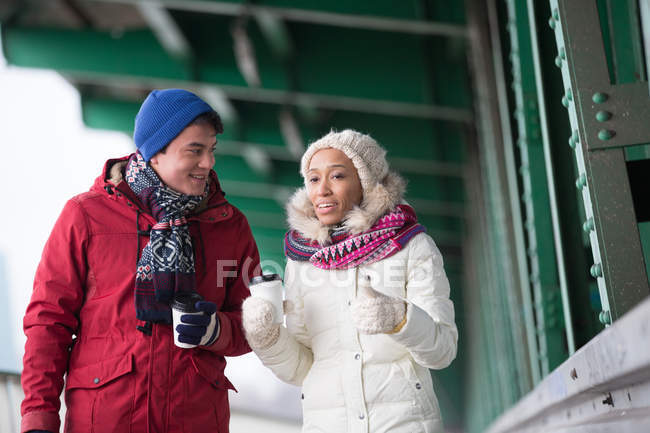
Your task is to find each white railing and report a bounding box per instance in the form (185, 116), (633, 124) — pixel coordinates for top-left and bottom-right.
(486, 297), (650, 433)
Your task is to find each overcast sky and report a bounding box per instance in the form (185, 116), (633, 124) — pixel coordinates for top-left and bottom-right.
(0, 58), (301, 421)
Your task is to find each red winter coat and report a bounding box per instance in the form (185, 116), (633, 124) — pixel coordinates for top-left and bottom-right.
(21, 156), (259, 433)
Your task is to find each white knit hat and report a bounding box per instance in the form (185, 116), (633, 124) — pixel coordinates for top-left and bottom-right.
(300, 129), (389, 193)
(292, 128), (406, 240)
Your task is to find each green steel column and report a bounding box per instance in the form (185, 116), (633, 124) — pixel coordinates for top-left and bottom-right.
(464, 1), (537, 429)
(524, 0), (577, 356)
(506, 0), (570, 379)
(548, 0), (650, 323)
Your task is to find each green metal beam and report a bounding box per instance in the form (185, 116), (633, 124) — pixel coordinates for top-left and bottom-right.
(550, 0), (650, 323)
(1, 24), (472, 122)
(79, 94), (469, 178)
(89, 0), (468, 37)
(507, 0), (570, 379)
(530, 0), (601, 350)
(1, 26), (192, 79)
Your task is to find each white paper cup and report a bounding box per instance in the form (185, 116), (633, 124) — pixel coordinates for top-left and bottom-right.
(171, 292), (204, 348)
(249, 274), (284, 324)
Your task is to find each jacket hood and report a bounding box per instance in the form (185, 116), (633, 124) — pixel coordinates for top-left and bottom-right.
(286, 171), (406, 245)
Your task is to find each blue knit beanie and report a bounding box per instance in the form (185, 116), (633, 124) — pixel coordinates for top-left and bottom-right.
(134, 89), (214, 161)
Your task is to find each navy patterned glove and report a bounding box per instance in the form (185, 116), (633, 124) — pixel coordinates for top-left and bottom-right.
(175, 301), (220, 346)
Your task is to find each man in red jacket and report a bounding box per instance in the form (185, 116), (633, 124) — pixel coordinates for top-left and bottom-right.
(21, 89), (260, 433)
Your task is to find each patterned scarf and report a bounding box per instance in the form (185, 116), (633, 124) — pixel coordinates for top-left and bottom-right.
(284, 204), (425, 270)
(125, 153), (207, 323)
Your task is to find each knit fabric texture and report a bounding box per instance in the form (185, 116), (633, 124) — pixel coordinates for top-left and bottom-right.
(242, 296), (281, 350)
(134, 88), (214, 161)
(351, 278), (406, 334)
(125, 152), (208, 323)
(284, 204), (425, 269)
(300, 129), (389, 193)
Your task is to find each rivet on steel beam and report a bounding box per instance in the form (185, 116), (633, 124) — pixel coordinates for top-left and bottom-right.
(575, 173), (587, 189)
(562, 96), (569, 107)
(590, 263), (603, 278)
(548, 17), (556, 29)
(555, 56), (562, 68)
(592, 92), (608, 103)
(570, 368), (578, 380)
(596, 111), (612, 122)
(566, 89), (572, 101)
(582, 218), (594, 232)
(598, 129), (615, 140)
(560, 47), (566, 60)
(599, 310), (611, 325)
(568, 130), (579, 148)
(553, 8), (560, 20)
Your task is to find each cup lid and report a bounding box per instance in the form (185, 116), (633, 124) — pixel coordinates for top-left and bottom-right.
(171, 291), (204, 312)
(249, 274), (282, 285)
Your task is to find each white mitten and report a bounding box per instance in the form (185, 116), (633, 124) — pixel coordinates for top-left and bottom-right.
(351, 276), (407, 334)
(242, 296), (281, 349)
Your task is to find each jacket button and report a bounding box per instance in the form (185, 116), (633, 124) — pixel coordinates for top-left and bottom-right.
(359, 414), (365, 420)
(347, 300), (351, 306)
(301, 393), (304, 400)
(93, 377), (100, 384)
(415, 382), (422, 390)
(354, 353), (360, 360)
(127, 202), (132, 207)
(222, 212), (228, 217)
(116, 193), (122, 197)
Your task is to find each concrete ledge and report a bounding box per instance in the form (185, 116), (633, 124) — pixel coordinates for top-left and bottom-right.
(487, 296), (650, 433)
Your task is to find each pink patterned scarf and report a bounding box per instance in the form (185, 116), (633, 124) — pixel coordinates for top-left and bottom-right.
(284, 204), (425, 269)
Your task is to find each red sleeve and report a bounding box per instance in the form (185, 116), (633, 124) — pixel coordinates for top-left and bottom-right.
(206, 210), (260, 356)
(21, 199), (88, 433)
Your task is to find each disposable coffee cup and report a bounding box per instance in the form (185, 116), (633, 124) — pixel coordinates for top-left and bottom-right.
(171, 291), (204, 349)
(249, 274), (284, 324)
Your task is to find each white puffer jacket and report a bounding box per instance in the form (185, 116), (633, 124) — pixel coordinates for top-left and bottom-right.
(253, 173), (458, 433)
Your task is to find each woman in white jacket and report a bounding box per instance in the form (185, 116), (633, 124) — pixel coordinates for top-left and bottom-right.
(243, 129), (458, 433)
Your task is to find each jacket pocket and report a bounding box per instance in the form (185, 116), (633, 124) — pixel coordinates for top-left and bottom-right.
(182, 353), (235, 433)
(64, 353), (135, 433)
(397, 357), (441, 418)
(191, 352), (236, 391)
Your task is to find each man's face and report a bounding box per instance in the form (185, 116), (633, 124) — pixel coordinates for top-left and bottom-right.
(149, 123), (217, 196)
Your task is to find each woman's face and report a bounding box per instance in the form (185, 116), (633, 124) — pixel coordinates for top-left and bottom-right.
(306, 148), (363, 225)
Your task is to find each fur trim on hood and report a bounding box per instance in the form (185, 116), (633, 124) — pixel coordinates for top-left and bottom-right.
(108, 160), (127, 186)
(286, 171), (406, 245)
